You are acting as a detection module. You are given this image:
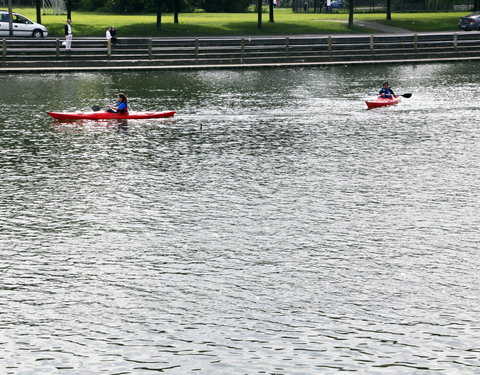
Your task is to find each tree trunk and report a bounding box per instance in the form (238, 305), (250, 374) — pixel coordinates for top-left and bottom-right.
(67, 0), (71, 20)
(348, 0), (354, 29)
(257, 0), (262, 29)
(174, 0), (179, 24)
(156, 0), (162, 30)
(36, 0), (42, 24)
(269, 0), (274, 22)
(8, 0), (12, 37)
(386, 0), (391, 20)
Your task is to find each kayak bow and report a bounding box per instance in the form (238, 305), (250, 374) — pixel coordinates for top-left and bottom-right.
(365, 96), (400, 109)
(47, 110), (176, 120)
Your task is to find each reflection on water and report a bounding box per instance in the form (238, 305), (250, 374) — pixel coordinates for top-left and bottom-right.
(1, 63), (480, 374)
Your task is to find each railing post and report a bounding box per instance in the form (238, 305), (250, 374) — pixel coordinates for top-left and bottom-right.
(241, 38), (245, 60)
(148, 39), (152, 59)
(453, 33), (458, 49)
(370, 35), (374, 51)
(328, 35), (332, 54)
(56, 38), (60, 57)
(285, 36), (289, 57)
(413, 33), (418, 49)
(195, 38), (199, 59)
(2, 38), (6, 59)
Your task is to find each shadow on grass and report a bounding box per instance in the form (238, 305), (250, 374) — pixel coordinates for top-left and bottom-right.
(47, 21), (374, 37)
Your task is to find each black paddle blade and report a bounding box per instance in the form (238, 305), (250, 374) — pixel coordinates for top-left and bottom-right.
(91, 105), (102, 111)
(401, 93), (412, 98)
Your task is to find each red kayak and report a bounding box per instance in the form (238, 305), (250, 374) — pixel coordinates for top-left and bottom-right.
(48, 110), (176, 120)
(365, 96), (400, 109)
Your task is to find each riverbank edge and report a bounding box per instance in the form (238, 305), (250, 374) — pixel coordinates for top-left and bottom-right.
(1, 55), (478, 74)
(2, 30), (479, 74)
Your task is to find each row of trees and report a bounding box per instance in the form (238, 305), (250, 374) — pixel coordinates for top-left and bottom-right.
(5, 0), (480, 36)
(69, 0), (480, 13)
(68, 0), (251, 13)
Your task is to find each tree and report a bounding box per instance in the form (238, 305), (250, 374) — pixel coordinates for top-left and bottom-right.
(257, 0), (262, 29)
(156, 0), (163, 30)
(425, 0), (454, 10)
(269, 0), (274, 23)
(348, 0), (354, 29)
(174, 0), (180, 23)
(36, 0), (42, 24)
(204, 0), (252, 12)
(386, 0), (391, 20)
(8, 0), (12, 37)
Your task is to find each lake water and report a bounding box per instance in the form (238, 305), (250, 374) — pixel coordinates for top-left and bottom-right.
(1, 63), (479, 374)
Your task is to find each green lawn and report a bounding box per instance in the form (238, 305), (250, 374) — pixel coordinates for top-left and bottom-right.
(354, 12), (465, 32)
(12, 8), (466, 37)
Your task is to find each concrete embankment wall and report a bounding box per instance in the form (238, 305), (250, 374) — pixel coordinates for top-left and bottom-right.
(1, 32), (480, 73)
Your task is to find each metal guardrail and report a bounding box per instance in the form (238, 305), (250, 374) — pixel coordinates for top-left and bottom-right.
(1, 32), (480, 71)
(1, 33), (477, 60)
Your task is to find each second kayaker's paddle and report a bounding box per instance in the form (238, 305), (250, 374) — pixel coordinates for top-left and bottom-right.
(367, 93), (412, 98)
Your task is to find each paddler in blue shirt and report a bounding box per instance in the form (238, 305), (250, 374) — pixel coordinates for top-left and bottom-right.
(379, 82), (396, 99)
(107, 93), (129, 114)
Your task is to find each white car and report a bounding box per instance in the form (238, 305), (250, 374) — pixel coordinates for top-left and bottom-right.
(0, 11), (48, 38)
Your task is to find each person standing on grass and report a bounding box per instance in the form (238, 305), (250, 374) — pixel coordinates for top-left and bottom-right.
(64, 19), (72, 51)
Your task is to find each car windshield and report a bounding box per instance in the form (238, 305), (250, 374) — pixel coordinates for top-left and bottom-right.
(468, 12), (480, 16)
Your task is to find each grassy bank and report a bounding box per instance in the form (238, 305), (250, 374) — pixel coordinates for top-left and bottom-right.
(355, 12), (463, 31)
(14, 8), (464, 37)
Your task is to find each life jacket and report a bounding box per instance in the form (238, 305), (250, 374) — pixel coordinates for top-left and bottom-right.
(379, 87), (394, 98)
(117, 101), (128, 115)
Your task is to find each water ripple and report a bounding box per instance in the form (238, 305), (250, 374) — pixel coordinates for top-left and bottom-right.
(1, 64), (480, 374)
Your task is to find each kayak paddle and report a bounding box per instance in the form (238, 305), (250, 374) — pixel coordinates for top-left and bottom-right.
(91, 105), (102, 111)
(367, 93), (412, 98)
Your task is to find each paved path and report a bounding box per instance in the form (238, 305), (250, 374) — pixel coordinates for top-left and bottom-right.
(354, 21), (412, 34)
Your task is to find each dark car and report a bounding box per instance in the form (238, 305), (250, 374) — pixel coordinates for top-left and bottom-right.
(459, 12), (480, 31)
(330, 0), (344, 9)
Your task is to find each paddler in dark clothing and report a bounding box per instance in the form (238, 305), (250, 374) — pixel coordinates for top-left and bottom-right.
(379, 81), (396, 99)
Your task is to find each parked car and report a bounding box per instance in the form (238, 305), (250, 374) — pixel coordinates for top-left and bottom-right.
(0, 10), (48, 38)
(459, 12), (480, 31)
(330, 0), (344, 9)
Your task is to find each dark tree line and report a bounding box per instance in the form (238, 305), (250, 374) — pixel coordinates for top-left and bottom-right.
(69, 0), (252, 12)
